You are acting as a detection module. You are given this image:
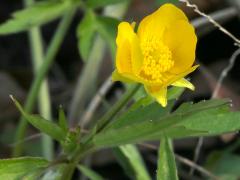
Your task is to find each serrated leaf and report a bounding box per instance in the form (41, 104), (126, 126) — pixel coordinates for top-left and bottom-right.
(78, 165), (104, 180)
(0, 1), (71, 35)
(175, 98), (230, 114)
(86, 0), (128, 9)
(113, 145), (151, 180)
(0, 157), (48, 179)
(157, 137), (178, 180)
(94, 115), (180, 147)
(93, 99), (231, 147)
(104, 102), (172, 131)
(77, 10), (97, 62)
(11, 96), (66, 141)
(177, 111), (240, 137)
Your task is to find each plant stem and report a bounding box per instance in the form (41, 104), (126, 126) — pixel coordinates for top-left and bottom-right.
(24, 0), (53, 160)
(96, 84), (141, 132)
(12, 8), (76, 157)
(61, 84), (141, 180)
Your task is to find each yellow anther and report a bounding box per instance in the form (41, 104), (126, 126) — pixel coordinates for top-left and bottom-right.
(139, 39), (174, 83)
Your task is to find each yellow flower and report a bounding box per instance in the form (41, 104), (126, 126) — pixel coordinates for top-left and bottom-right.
(112, 4), (198, 107)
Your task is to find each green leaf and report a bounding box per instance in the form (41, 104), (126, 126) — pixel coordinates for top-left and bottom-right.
(93, 99), (232, 147)
(77, 10), (97, 62)
(11, 96), (66, 141)
(205, 151), (240, 180)
(96, 16), (119, 59)
(0, 1), (72, 35)
(167, 86), (185, 100)
(58, 106), (68, 132)
(77, 12), (119, 62)
(0, 157), (48, 179)
(176, 111), (240, 137)
(157, 137), (178, 180)
(78, 165), (104, 180)
(113, 145), (151, 180)
(104, 102), (172, 131)
(42, 163), (68, 180)
(86, 0), (128, 9)
(175, 98), (230, 114)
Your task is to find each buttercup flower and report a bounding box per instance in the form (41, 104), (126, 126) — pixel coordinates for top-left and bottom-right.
(112, 3), (198, 107)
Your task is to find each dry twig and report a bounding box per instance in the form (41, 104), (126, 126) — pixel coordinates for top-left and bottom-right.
(9, 133), (42, 147)
(212, 48), (240, 98)
(180, 0), (240, 175)
(189, 137), (204, 175)
(180, 0), (240, 47)
(79, 76), (113, 128)
(191, 48), (240, 175)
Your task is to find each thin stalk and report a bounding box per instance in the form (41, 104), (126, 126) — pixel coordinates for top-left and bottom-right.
(24, 0), (53, 160)
(13, 8), (76, 157)
(61, 84), (141, 180)
(80, 84), (141, 151)
(96, 84), (141, 132)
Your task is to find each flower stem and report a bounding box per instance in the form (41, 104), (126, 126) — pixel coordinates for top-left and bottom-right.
(12, 8), (76, 157)
(96, 83), (141, 132)
(80, 83), (141, 146)
(61, 83), (141, 180)
(24, 0), (53, 160)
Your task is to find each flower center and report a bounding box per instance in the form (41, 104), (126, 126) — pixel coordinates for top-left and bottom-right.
(139, 38), (174, 83)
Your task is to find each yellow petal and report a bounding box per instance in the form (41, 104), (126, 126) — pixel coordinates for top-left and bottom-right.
(116, 22), (134, 46)
(115, 22), (134, 74)
(164, 65), (199, 87)
(164, 20), (197, 73)
(137, 4), (188, 43)
(144, 85), (167, 107)
(112, 70), (134, 83)
(115, 22), (143, 75)
(131, 35), (143, 74)
(171, 78), (195, 90)
(116, 40), (132, 74)
(112, 70), (142, 83)
(146, 65), (199, 87)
